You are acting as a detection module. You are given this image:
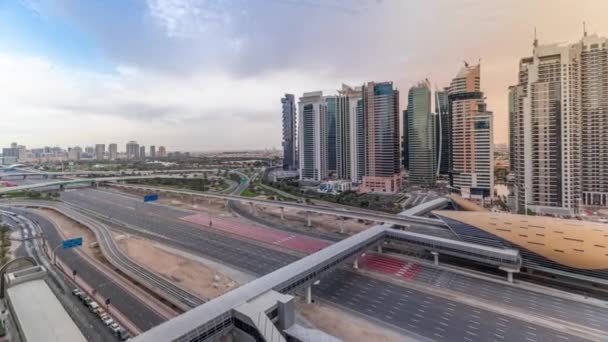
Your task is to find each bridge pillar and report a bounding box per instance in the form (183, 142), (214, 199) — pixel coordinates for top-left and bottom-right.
(280, 207), (284, 220)
(59, 184), (65, 192)
(377, 244), (383, 253)
(338, 216), (344, 234)
(353, 257), (359, 269)
(224, 199), (229, 208)
(249, 202), (255, 214)
(306, 285), (312, 304)
(499, 267), (518, 283)
(507, 271), (513, 283)
(306, 211), (311, 227)
(431, 251), (439, 266)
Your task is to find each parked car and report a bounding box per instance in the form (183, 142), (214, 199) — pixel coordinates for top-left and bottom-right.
(83, 296), (93, 306)
(101, 316), (114, 326)
(89, 301), (100, 312)
(116, 328), (130, 341)
(109, 323), (121, 333)
(94, 307), (106, 317)
(72, 288), (82, 296)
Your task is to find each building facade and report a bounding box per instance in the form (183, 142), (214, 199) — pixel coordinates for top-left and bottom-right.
(449, 64), (494, 198)
(335, 84), (363, 183)
(406, 81), (436, 187)
(95, 144), (105, 160)
(108, 144), (117, 160)
(435, 89), (451, 175)
(158, 146), (167, 157)
(509, 34), (608, 215)
(140, 146), (146, 160)
(149, 145), (156, 158)
(298, 91), (327, 181)
(126, 141), (139, 160)
(360, 82), (402, 193)
(281, 94), (298, 171)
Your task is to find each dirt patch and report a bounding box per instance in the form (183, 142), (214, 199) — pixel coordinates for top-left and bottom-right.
(297, 301), (411, 342)
(116, 234), (237, 299)
(32, 208), (102, 261)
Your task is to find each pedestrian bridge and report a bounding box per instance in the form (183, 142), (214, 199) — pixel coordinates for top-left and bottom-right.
(132, 223), (520, 342)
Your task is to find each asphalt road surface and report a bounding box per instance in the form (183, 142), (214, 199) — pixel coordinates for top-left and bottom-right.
(61, 189), (593, 341)
(8, 208), (166, 332)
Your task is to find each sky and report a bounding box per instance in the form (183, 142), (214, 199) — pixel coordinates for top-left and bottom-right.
(1, 0), (607, 151)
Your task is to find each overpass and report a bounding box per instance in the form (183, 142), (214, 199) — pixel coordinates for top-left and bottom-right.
(131, 222), (520, 342)
(0, 176), (448, 228)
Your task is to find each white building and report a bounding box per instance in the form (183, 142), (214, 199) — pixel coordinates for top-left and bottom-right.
(298, 91), (327, 181)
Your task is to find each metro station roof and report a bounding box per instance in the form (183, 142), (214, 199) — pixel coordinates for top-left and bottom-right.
(434, 211), (608, 270)
(6, 279), (86, 342)
(447, 194), (488, 212)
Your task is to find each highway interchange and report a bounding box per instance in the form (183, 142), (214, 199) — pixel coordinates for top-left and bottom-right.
(51, 187), (600, 341)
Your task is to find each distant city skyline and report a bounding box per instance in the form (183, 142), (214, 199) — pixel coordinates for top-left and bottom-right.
(1, 1), (607, 150)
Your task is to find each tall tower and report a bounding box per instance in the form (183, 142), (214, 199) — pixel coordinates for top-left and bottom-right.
(406, 81), (436, 187)
(298, 91), (327, 181)
(281, 94), (298, 171)
(449, 63), (494, 198)
(360, 81), (402, 193)
(108, 143), (118, 160)
(435, 88), (450, 175)
(149, 145), (156, 158)
(509, 35), (591, 215)
(95, 144), (105, 160)
(126, 141), (139, 160)
(336, 84), (363, 182)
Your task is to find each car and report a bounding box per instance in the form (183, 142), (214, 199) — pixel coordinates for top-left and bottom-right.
(77, 292), (88, 301)
(101, 316), (114, 326)
(109, 323), (121, 333)
(72, 288), (82, 296)
(82, 296), (93, 305)
(89, 301), (99, 312)
(94, 307), (106, 317)
(116, 328), (130, 341)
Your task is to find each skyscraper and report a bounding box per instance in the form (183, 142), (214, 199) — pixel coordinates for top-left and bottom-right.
(336, 84), (364, 182)
(95, 144), (105, 160)
(126, 141), (139, 160)
(510, 33), (608, 215)
(435, 88), (451, 175)
(150, 145), (156, 158)
(359, 82), (402, 193)
(449, 63), (494, 198)
(281, 94), (298, 171)
(158, 146), (167, 157)
(140, 146), (146, 160)
(298, 91), (327, 181)
(325, 96), (337, 175)
(406, 81), (436, 187)
(109, 143), (118, 160)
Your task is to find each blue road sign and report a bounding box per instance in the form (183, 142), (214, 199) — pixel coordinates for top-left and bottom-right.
(143, 194), (159, 203)
(62, 237), (83, 249)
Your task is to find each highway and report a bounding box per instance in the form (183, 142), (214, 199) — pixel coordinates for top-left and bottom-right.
(4, 201), (204, 311)
(60, 189), (592, 341)
(2, 208), (167, 332)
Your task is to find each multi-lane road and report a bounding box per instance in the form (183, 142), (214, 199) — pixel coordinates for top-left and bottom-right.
(58, 188), (598, 341)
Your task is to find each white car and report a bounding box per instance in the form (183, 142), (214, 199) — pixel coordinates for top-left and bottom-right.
(110, 323), (121, 333)
(102, 316), (114, 326)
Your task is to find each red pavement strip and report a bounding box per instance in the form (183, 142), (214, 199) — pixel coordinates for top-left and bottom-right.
(359, 253), (421, 281)
(181, 213), (330, 254)
(43, 244), (142, 336)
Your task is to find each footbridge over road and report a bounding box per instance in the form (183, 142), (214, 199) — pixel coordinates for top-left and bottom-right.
(132, 222), (521, 342)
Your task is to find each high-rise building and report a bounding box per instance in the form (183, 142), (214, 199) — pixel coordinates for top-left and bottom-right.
(140, 146), (146, 160)
(359, 82), (402, 193)
(449, 63), (494, 198)
(406, 81), (436, 187)
(281, 94), (298, 171)
(69, 146), (82, 160)
(325, 96), (337, 176)
(85, 146), (94, 154)
(158, 146), (167, 157)
(298, 91), (327, 181)
(108, 143), (118, 160)
(95, 144), (105, 160)
(435, 88), (451, 175)
(126, 141), (139, 160)
(510, 33), (608, 215)
(336, 84), (364, 183)
(149, 145), (156, 158)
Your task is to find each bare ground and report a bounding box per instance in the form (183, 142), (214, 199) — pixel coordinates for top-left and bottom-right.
(297, 301), (412, 342)
(32, 208), (102, 261)
(116, 234), (237, 299)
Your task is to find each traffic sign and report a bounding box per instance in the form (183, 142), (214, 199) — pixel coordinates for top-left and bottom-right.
(143, 194), (159, 203)
(62, 237), (83, 249)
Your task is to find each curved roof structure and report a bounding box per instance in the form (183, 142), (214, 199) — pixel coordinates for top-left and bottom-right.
(434, 211), (608, 270)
